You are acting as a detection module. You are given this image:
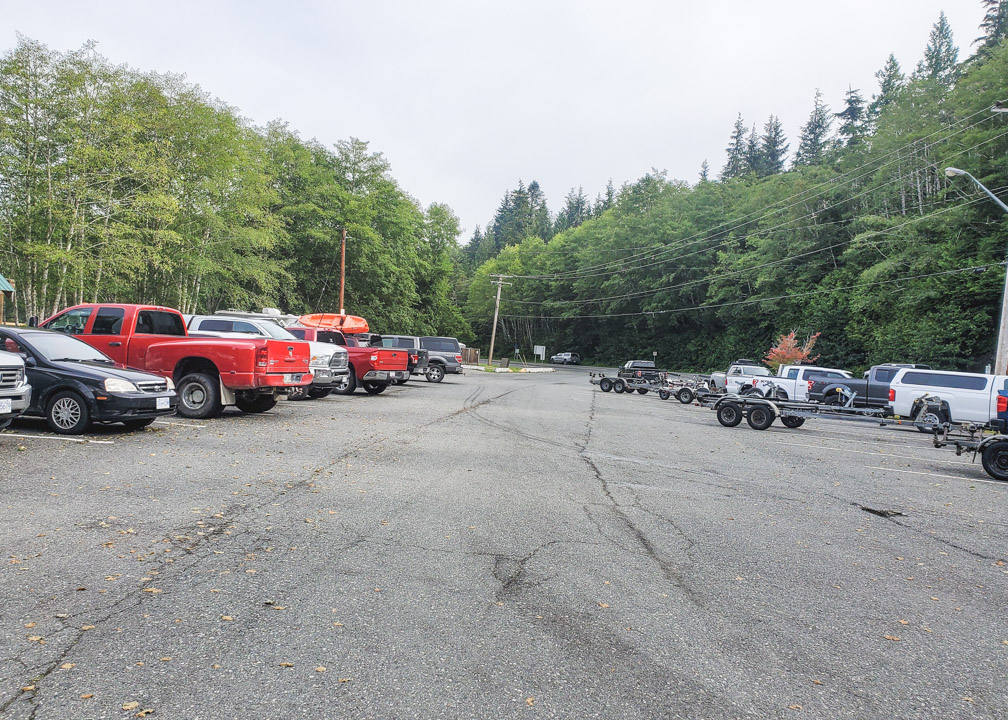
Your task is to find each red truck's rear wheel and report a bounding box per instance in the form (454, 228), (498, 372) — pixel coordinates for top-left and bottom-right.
(362, 381), (386, 395)
(235, 394), (277, 413)
(177, 373), (223, 419)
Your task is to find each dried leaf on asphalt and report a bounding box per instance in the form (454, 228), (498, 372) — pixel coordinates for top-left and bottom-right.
(315, 666), (326, 673)
(898, 619), (909, 625)
(526, 697), (535, 706)
(24, 622), (35, 628)
(122, 701), (139, 710)
(80, 693), (93, 699)
(81, 625), (95, 631)
(21, 685), (35, 692)
(883, 635), (901, 641)
(279, 662), (294, 667)
(143, 588), (162, 593)
(27, 635), (42, 642)
(963, 697), (974, 702)
(61, 662), (75, 670)
(598, 602), (609, 608)
(136, 710), (154, 718)
(788, 705), (802, 710)
(812, 680), (822, 685)
(338, 677), (351, 682)
(221, 616), (233, 621)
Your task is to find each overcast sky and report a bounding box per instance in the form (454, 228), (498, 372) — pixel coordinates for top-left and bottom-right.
(5, 1), (989, 239)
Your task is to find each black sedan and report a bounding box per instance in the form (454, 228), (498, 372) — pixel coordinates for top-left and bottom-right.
(0, 327), (178, 434)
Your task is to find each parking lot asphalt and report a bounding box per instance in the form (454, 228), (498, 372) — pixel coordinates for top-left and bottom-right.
(1, 367), (1005, 719)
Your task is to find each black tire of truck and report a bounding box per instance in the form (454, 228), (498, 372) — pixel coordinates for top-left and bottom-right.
(637, 388), (648, 395)
(824, 394), (843, 407)
(333, 371), (357, 395)
(177, 372), (224, 419)
(307, 387), (333, 399)
(658, 389), (670, 401)
(780, 416), (805, 429)
(599, 378), (613, 392)
(716, 402), (743, 428)
(746, 406), (775, 430)
(0, 418), (11, 430)
(362, 381), (387, 395)
(677, 388), (694, 404)
(235, 394), (278, 414)
(425, 365), (445, 383)
(980, 440), (1008, 481)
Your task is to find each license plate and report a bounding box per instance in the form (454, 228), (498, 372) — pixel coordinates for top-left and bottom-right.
(156, 397), (169, 410)
(284, 373), (303, 384)
(0, 399), (10, 414)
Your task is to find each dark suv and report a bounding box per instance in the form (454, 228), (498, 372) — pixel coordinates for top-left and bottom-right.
(419, 337), (464, 383)
(378, 335), (429, 384)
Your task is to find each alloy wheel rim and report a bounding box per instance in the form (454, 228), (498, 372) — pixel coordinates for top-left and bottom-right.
(52, 398), (81, 429)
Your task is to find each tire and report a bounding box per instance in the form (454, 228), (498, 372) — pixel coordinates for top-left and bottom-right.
(746, 405), (775, 431)
(599, 378), (613, 392)
(333, 370), (357, 395)
(394, 378), (407, 385)
(613, 380), (626, 394)
(716, 402), (743, 428)
(307, 387), (333, 399)
(677, 388), (694, 404)
(916, 409), (948, 433)
(122, 418), (155, 431)
(824, 394), (843, 407)
(772, 389), (789, 401)
(980, 440), (1008, 481)
(739, 386), (763, 397)
(425, 364), (445, 383)
(45, 390), (91, 435)
(658, 390), (670, 401)
(0, 418), (11, 430)
(781, 416), (805, 429)
(637, 388), (648, 395)
(235, 394), (277, 413)
(362, 381), (386, 395)
(177, 372), (223, 419)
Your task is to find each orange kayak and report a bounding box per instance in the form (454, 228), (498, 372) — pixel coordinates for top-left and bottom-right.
(298, 313), (370, 334)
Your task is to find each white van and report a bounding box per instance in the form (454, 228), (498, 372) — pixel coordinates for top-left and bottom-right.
(888, 368), (1008, 424)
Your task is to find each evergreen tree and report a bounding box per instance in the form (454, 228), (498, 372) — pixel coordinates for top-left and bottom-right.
(915, 11), (959, 85)
(592, 179), (616, 217)
(835, 86), (866, 146)
(794, 90), (832, 167)
(744, 124), (762, 175)
(975, 0), (1008, 60)
(699, 159), (710, 183)
(869, 54), (904, 118)
(554, 186), (592, 234)
(527, 180), (552, 239)
(759, 115), (789, 175)
(720, 113), (747, 180)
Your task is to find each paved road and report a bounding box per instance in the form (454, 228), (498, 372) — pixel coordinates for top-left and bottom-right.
(1, 368), (1005, 719)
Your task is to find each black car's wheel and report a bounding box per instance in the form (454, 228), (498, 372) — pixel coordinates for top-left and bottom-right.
(613, 380), (625, 393)
(307, 387), (333, 399)
(122, 418), (155, 431)
(362, 381), (386, 395)
(637, 388), (648, 395)
(45, 390), (91, 434)
(177, 372), (223, 419)
(746, 406), (775, 430)
(780, 416), (805, 429)
(658, 389), (670, 400)
(677, 388), (694, 404)
(716, 402), (743, 428)
(333, 371), (357, 395)
(599, 377), (613, 392)
(980, 440), (1008, 481)
(0, 418), (10, 430)
(425, 364), (445, 383)
(235, 394), (278, 413)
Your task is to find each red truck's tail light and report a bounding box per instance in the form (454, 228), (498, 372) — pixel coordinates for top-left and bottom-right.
(256, 346), (269, 368)
(455, 354), (462, 363)
(888, 388), (895, 402)
(998, 395), (1007, 413)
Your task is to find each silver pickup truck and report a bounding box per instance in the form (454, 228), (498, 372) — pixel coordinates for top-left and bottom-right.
(0, 349), (32, 429)
(419, 336), (464, 383)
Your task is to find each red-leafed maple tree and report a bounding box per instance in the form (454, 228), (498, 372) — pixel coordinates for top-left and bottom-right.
(764, 330), (821, 373)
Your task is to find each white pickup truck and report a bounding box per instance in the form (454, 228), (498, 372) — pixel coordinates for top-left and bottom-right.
(758, 364), (853, 401)
(710, 360), (773, 391)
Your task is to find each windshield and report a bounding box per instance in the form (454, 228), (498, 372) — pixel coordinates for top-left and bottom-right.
(256, 322), (298, 341)
(23, 331), (114, 363)
(744, 366), (772, 376)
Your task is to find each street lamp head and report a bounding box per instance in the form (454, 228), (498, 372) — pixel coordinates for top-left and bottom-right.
(945, 167), (967, 178)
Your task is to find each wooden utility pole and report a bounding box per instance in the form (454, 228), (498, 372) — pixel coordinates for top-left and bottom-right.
(339, 228), (347, 315)
(487, 275), (512, 367)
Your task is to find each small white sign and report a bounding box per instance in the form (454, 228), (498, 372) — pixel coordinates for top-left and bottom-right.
(0, 398), (11, 414)
(156, 397), (169, 410)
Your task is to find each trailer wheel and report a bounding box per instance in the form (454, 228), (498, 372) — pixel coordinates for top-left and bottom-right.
(746, 406), (775, 430)
(980, 440), (1008, 481)
(677, 388), (694, 404)
(916, 409), (949, 433)
(637, 388), (648, 395)
(613, 380), (626, 393)
(780, 416), (805, 429)
(658, 389), (670, 400)
(599, 377), (613, 392)
(716, 402), (743, 428)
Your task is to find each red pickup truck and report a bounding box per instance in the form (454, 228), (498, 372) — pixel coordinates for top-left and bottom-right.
(285, 326), (408, 395)
(40, 304), (312, 418)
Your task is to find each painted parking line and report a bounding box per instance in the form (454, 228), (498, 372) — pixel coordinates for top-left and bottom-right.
(152, 420), (207, 428)
(773, 440), (974, 466)
(866, 465), (1003, 486)
(0, 432), (114, 445)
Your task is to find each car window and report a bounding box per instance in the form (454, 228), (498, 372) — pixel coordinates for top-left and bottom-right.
(875, 368), (897, 383)
(901, 371), (988, 390)
(421, 337), (460, 352)
(2, 335), (28, 356)
(317, 331), (345, 345)
(232, 321), (263, 335)
(136, 310), (186, 335)
(196, 318), (233, 332)
(288, 328), (307, 340)
(91, 307), (125, 335)
(45, 307), (93, 335)
(786, 368), (799, 379)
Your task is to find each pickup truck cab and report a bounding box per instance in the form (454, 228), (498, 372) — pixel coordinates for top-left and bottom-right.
(0, 349), (31, 430)
(710, 359), (773, 391)
(753, 365), (852, 401)
(808, 363), (927, 408)
(618, 360), (661, 382)
(377, 335), (429, 384)
(41, 304), (311, 418)
(889, 368), (1008, 426)
(188, 314), (348, 399)
(285, 326), (408, 395)
(420, 336), (464, 382)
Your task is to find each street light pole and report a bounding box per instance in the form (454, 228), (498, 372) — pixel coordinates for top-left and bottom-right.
(946, 167), (1008, 372)
(487, 275), (512, 367)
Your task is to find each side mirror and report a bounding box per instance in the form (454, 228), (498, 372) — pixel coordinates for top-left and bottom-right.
(23, 355), (36, 367)
(27, 316), (38, 328)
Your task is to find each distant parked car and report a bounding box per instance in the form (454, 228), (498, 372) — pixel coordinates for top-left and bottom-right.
(419, 336), (465, 382)
(550, 352), (580, 365)
(0, 327), (177, 434)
